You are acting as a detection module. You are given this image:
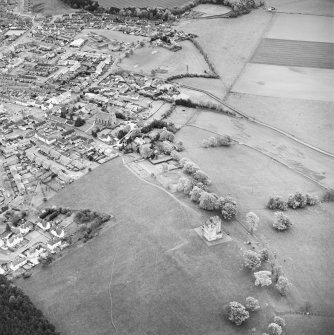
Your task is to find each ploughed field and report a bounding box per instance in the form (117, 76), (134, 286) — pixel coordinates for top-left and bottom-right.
(251, 39), (334, 69)
(97, 0), (191, 8)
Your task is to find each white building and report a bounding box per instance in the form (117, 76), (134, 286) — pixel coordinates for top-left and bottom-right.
(47, 238), (61, 251)
(10, 256), (27, 271)
(6, 234), (23, 248)
(202, 216), (223, 242)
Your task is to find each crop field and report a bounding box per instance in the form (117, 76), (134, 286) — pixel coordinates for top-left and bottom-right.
(251, 39), (334, 69)
(97, 0), (191, 9)
(120, 41), (210, 78)
(266, 14), (334, 43)
(266, 0), (334, 16)
(231, 63), (334, 102)
(226, 93), (334, 154)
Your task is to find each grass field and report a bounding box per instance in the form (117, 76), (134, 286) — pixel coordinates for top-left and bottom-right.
(120, 41), (211, 78)
(16, 158), (278, 335)
(97, 0), (191, 9)
(226, 93), (334, 154)
(231, 63), (334, 102)
(266, 0), (334, 16)
(266, 14), (334, 43)
(194, 4), (231, 16)
(251, 39), (334, 69)
(177, 10), (273, 98)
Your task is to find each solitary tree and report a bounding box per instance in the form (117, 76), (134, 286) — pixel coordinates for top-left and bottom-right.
(273, 212), (292, 231)
(227, 301), (249, 326)
(276, 276), (291, 296)
(243, 250), (262, 271)
(245, 297), (260, 312)
(273, 316), (286, 328)
(199, 191), (217, 211)
(268, 323), (283, 335)
(254, 271), (272, 287)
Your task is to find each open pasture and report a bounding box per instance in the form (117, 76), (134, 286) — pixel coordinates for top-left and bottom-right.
(266, 0), (334, 16)
(265, 13), (334, 43)
(194, 4), (231, 16)
(251, 39), (334, 69)
(97, 0), (191, 9)
(120, 41), (211, 78)
(231, 63), (334, 102)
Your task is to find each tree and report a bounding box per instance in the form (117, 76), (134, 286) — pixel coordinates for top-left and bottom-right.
(218, 197), (237, 220)
(268, 323), (282, 335)
(306, 193), (319, 205)
(179, 157), (190, 167)
(177, 177), (193, 195)
(175, 140), (184, 152)
(287, 191), (307, 209)
(273, 212), (292, 231)
(182, 161), (200, 174)
(199, 191), (217, 211)
(217, 135), (232, 146)
(267, 196), (287, 211)
(170, 150), (181, 161)
(159, 128), (175, 142)
(139, 144), (153, 159)
(189, 186), (204, 203)
(193, 170), (210, 185)
(276, 276), (291, 295)
(273, 316), (286, 328)
(245, 297), (260, 312)
(244, 250), (262, 271)
(254, 271), (272, 287)
(227, 301), (249, 326)
(74, 117), (85, 127)
(246, 212), (259, 234)
(260, 248), (269, 262)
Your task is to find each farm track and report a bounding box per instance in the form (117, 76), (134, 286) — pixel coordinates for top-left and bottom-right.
(251, 38), (334, 69)
(179, 84), (334, 158)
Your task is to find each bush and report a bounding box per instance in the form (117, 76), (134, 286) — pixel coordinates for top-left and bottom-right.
(306, 193), (319, 205)
(245, 297), (260, 312)
(323, 189), (334, 202)
(273, 212), (292, 231)
(243, 250), (261, 271)
(254, 271), (272, 287)
(177, 177), (193, 195)
(179, 157), (190, 167)
(267, 196), (288, 211)
(170, 150), (181, 161)
(246, 212), (259, 234)
(273, 316), (286, 328)
(227, 301), (249, 326)
(260, 248), (269, 262)
(268, 323), (282, 335)
(276, 276), (291, 296)
(218, 196), (237, 220)
(159, 128), (175, 142)
(287, 191), (307, 209)
(74, 117), (85, 127)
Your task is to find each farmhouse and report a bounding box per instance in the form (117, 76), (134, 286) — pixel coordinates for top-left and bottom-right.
(202, 216), (223, 242)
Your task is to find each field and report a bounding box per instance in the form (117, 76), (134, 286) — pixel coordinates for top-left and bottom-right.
(231, 64), (334, 102)
(251, 39), (334, 69)
(32, 0), (75, 15)
(16, 158), (274, 335)
(226, 93), (334, 154)
(194, 4), (231, 16)
(176, 10), (273, 98)
(120, 41), (211, 78)
(97, 0), (191, 9)
(266, 0), (334, 16)
(266, 14), (334, 43)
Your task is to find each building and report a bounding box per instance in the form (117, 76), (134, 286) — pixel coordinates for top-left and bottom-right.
(47, 238), (61, 251)
(6, 234), (23, 248)
(69, 38), (85, 48)
(95, 110), (117, 128)
(202, 216), (223, 242)
(19, 221), (33, 235)
(51, 227), (65, 239)
(10, 256), (27, 271)
(34, 131), (57, 145)
(37, 220), (50, 231)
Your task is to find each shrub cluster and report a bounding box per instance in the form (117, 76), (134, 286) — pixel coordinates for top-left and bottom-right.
(267, 196), (288, 211)
(141, 119), (177, 134)
(243, 250), (262, 271)
(202, 135), (232, 148)
(273, 212), (292, 231)
(268, 192), (319, 210)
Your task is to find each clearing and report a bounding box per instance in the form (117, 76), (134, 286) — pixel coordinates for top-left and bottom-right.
(120, 41), (211, 78)
(231, 63), (334, 102)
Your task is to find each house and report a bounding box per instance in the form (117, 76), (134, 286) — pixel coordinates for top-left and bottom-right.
(95, 110), (117, 128)
(27, 245), (44, 258)
(19, 221), (33, 235)
(37, 221), (51, 231)
(51, 226), (65, 239)
(35, 131), (57, 145)
(10, 256), (27, 271)
(47, 238), (61, 251)
(202, 216), (223, 242)
(6, 234), (23, 248)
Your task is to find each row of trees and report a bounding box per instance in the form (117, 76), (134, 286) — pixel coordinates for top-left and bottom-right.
(0, 275), (58, 335)
(267, 192), (319, 211)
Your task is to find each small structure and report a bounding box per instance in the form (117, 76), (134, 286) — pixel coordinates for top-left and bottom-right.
(37, 221), (51, 231)
(202, 216), (223, 242)
(10, 256), (27, 271)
